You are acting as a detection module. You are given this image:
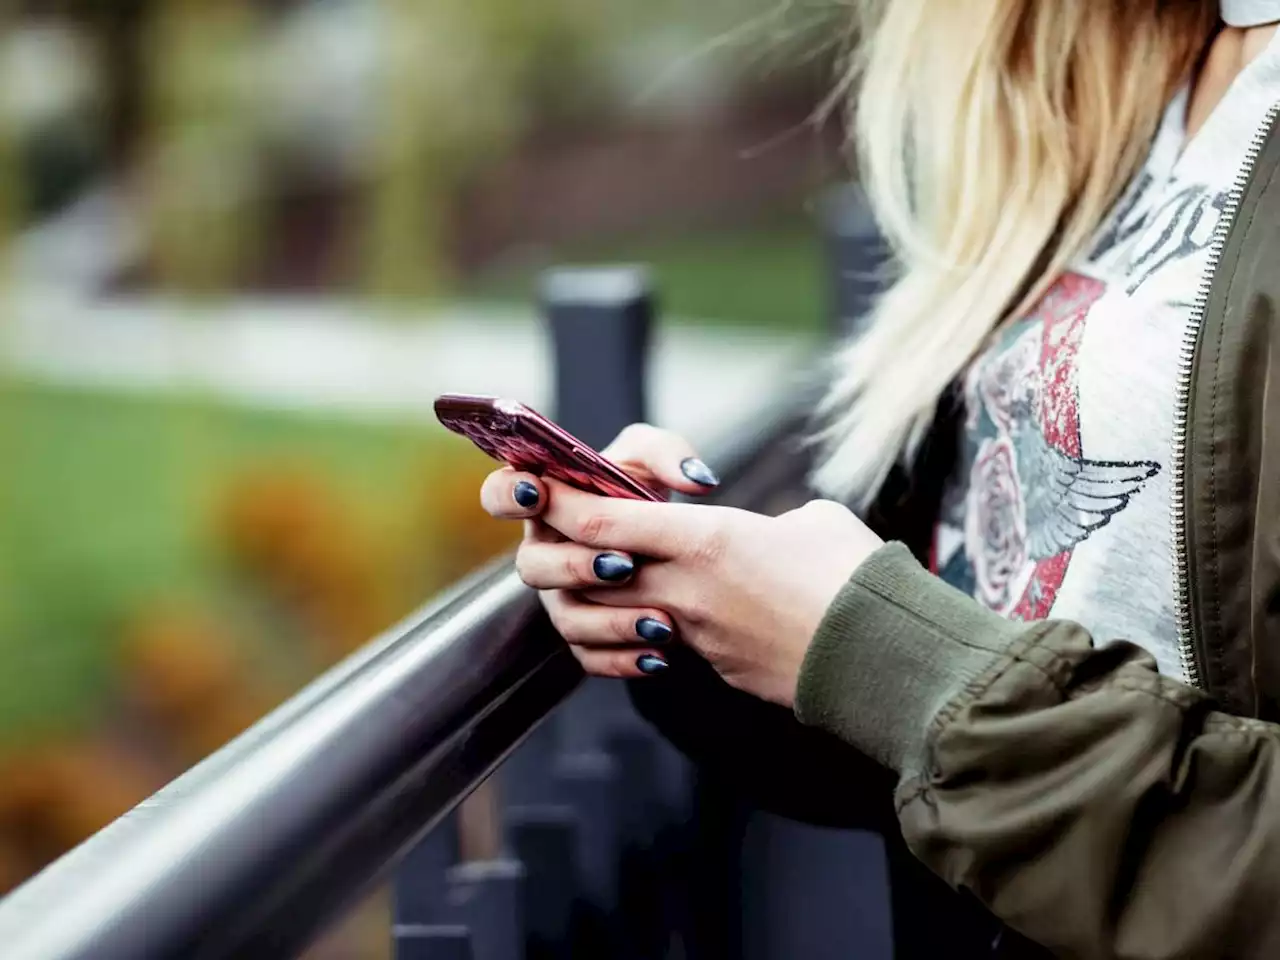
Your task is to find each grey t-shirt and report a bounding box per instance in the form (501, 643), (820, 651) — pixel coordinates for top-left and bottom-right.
(931, 34), (1280, 682)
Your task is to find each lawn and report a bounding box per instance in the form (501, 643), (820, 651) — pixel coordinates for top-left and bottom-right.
(0, 216), (827, 747)
(0, 380), (483, 746)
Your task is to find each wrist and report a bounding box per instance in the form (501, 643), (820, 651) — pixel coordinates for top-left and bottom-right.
(781, 521), (885, 707)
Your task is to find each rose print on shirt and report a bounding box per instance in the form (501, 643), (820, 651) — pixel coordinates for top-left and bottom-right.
(965, 436), (1028, 610)
(936, 271), (1160, 619)
(974, 325), (1041, 434)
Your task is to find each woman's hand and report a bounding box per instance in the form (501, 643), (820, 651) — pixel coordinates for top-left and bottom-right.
(480, 425), (883, 707)
(479, 423), (723, 675)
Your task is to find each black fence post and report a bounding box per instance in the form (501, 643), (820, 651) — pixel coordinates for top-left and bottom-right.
(394, 926), (475, 960)
(537, 264), (653, 920)
(445, 861), (526, 960)
(395, 815), (460, 929)
(718, 184), (897, 960)
(542, 265), (652, 450)
(507, 809), (582, 960)
(506, 264), (696, 956)
(540, 263), (657, 758)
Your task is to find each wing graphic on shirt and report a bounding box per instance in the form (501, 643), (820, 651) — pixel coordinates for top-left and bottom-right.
(1016, 429), (1160, 561)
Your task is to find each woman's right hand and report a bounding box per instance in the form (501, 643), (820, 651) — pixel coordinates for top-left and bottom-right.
(479, 423), (721, 678)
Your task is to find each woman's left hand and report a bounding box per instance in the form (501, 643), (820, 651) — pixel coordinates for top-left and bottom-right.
(524, 480), (883, 707)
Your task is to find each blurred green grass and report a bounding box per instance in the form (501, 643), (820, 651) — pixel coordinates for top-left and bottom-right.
(0, 217), (826, 746)
(0, 381), (464, 746)
(465, 214), (827, 332)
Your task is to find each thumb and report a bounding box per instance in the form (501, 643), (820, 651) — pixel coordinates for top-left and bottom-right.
(602, 424), (720, 496)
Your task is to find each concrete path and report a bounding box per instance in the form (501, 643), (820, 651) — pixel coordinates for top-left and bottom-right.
(1, 184), (820, 441)
(0, 291), (818, 443)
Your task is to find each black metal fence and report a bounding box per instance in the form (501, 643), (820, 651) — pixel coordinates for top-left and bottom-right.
(0, 185), (893, 960)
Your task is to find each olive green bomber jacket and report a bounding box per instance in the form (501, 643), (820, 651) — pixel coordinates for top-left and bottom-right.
(637, 106), (1280, 957)
(794, 105), (1280, 958)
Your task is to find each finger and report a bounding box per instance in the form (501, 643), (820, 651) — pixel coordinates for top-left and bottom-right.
(480, 468), (547, 519)
(571, 557), (677, 610)
(603, 424), (720, 495)
(523, 518), (565, 545)
(541, 479), (710, 558)
(516, 539), (638, 590)
(571, 647), (672, 678)
(543, 591), (676, 647)
(579, 580), (664, 609)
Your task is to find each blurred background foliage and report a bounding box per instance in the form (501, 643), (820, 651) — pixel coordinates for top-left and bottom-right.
(0, 0), (848, 952)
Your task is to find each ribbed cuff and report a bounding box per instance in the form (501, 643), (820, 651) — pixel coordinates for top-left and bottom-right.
(794, 542), (1023, 776)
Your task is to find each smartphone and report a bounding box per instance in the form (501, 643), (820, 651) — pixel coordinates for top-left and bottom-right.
(434, 394), (664, 502)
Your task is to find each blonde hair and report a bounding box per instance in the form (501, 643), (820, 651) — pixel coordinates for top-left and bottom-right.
(812, 0), (1215, 506)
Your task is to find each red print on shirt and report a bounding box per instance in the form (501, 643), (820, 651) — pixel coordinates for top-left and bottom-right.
(934, 272), (1161, 620)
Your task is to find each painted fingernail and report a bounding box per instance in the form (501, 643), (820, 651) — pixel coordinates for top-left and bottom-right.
(513, 481), (540, 508)
(680, 457), (720, 488)
(592, 553), (634, 582)
(635, 618), (673, 644)
(636, 654), (669, 675)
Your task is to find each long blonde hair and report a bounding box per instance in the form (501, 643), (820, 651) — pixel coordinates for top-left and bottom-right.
(812, 0), (1216, 506)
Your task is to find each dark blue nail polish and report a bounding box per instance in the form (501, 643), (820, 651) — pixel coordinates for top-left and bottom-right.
(636, 654), (669, 675)
(680, 457), (720, 488)
(513, 480), (540, 508)
(636, 618), (673, 644)
(593, 553), (634, 582)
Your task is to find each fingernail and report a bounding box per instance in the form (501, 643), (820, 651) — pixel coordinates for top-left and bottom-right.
(592, 553), (634, 582)
(680, 457), (720, 488)
(513, 481), (540, 508)
(636, 654), (669, 675)
(636, 618), (673, 644)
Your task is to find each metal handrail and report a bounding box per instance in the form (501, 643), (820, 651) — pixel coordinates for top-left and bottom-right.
(0, 387), (818, 960)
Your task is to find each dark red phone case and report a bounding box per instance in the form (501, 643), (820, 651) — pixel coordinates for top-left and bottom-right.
(434, 394), (663, 502)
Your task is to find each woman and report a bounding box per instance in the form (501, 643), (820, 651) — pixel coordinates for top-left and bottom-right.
(483, 3), (1280, 957)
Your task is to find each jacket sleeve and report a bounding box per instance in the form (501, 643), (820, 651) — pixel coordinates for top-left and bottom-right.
(794, 541), (1280, 959)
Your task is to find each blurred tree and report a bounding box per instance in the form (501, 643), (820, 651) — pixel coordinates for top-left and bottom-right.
(142, 0), (265, 293)
(0, 3), (22, 258)
(361, 0), (547, 298)
(0, 14), (103, 218)
(0, 737), (159, 885)
(120, 606), (275, 760)
(219, 467), (393, 662)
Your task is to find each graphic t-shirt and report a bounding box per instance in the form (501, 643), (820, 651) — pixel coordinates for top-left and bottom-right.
(931, 39), (1280, 682)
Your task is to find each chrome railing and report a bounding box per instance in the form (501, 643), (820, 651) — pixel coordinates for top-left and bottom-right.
(0, 384), (816, 960)
(0, 184), (884, 960)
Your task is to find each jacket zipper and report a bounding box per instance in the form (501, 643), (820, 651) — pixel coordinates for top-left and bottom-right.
(1171, 102), (1280, 688)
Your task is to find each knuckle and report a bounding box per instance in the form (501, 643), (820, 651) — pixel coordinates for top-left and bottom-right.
(537, 588), (561, 615)
(613, 612), (638, 643)
(547, 606), (585, 643)
(597, 653), (633, 679)
(687, 524), (728, 567)
(481, 477), (520, 517)
(606, 422), (663, 461)
(575, 512), (612, 546)
(798, 498), (846, 524)
(616, 422), (655, 445)
(479, 480), (501, 515)
(557, 618), (586, 644)
(562, 551), (593, 587)
(514, 550), (535, 586)
(575, 650), (613, 677)
(673, 585), (710, 626)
